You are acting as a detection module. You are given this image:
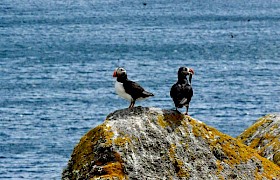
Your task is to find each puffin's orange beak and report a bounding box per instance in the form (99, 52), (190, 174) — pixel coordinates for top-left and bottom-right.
(113, 70), (117, 77)
(189, 68), (194, 75)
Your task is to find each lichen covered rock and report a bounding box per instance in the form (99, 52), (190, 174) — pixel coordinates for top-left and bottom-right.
(62, 107), (280, 180)
(237, 114), (280, 166)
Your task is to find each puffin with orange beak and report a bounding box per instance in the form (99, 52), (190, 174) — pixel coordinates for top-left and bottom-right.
(170, 67), (194, 115)
(113, 67), (154, 108)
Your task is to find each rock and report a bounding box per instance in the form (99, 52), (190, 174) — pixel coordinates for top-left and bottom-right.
(237, 114), (280, 166)
(62, 107), (280, 180)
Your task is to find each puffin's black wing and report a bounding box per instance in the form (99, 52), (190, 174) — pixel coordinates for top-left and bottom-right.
(170, 83), (193, 108)
(170, 83), (181, 107)
(170, 83), (177, 100)
(184, 85), (193, 105)
(123, 80), (153, 100)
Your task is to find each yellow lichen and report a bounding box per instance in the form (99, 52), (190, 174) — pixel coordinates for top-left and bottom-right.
(254, 167), (262, 180)
(255, 157), (280, 179)
(258, 138), (280, 160)
(273, 151), (280, 166)
(235, 114), (280, 172)
(237, 116), (273, 143)
(157, 113), (185, 129)
(157, 115), (168, 128)
(270, 124), (279, 131)
(102, 125), (115, 146)
(68, 124), (119, 179)
(168, 144), (189, 178)
(216, 160), (224, 174)
(169, 144), (176, 160)
(188, 116), (280, 178)
(114, 136), (131, 147)
(176, 159), (190, 178)
(68, 112), (280, 179)
(189, 117), (255, 165)
(71, 124), (114, 170)
(68, 124), (129, 179)
(92, 161), (126, 180)
(249, 138), (261, 149)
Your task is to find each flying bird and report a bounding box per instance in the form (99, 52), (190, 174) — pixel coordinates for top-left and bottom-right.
(170, 67), (194, 115)
(113, 67), (154, 108)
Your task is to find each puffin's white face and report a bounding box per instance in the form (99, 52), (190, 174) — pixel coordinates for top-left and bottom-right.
(113, 67), (127, 77)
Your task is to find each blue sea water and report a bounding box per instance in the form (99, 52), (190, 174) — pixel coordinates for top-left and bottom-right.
(1, 0), (280, 179)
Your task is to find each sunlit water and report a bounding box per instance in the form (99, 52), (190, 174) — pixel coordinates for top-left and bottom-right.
(1, 0), (280, 179)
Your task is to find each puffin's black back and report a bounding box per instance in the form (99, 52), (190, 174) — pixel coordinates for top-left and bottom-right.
(123, 80), (147, 100)
(170, 67), (194, 108)
(115, 67), (154, 101)
(170, 80), (193, 108)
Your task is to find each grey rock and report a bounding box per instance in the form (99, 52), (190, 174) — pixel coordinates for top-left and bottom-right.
(237, 114), (280, 166)
(62, 107), (280, 180)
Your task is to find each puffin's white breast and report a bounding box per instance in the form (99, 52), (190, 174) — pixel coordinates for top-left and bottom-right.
(115, 81), (133, 101)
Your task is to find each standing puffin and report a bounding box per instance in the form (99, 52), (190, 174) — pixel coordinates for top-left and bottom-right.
(170, 67), (194, 115)
(113, 67), (154, 108)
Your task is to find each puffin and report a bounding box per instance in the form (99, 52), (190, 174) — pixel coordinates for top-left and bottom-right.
(170, 67), (194, 115)
(113, 67), (154, 108)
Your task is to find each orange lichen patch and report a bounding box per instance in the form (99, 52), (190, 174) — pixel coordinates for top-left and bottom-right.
(157, 115), (168, 128)
(274, 140), (280, 150)
(175, 159), (189, 178)
(188, 117), (216, 141)
(249, 138), (261, 149)
(102, 125), (115, 147)
(94, 162), (126, 179)
(270, 124), (279, 131)
(91, 174), (125, 180)
(169, 144), (176, 160)
(254, 157), (280, 179)
(216, 160), (223, 177)
(237, 116), (273, 143)
(189, 117), (257, 164)
(168, 144), (189, 178)
(157, 113), (185, 129)
(91, 152), (126, 179)
(187, 117), (280, 178)
(71, 124), (114, 171)
(254, 168), (262, 180)
(114, 136), (131, 147)
(259, 138), (280, 157)
(222, 140), (255, 166)
(263, 132), (276, 140)
(67, 123), (129, 179)
(270, 138), (280, 152)
(218, 136), (258, 166)
(165, 113), (185, 125)
(236, 115), (280, 164)
(273, 151), (280, 166)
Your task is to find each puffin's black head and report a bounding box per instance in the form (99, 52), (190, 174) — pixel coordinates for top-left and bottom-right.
(178, 67), (194, 76)
(113, 67), (127, 78)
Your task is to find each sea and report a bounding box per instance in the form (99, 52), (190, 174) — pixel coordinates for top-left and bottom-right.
(1, 0), (280, 179)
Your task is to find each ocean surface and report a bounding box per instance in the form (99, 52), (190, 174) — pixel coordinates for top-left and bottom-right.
(1, 0), (280, 179)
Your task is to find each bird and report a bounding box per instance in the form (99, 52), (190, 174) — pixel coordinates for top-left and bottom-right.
(113, 67), (154, 108)
(170, 67), (194, 115)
